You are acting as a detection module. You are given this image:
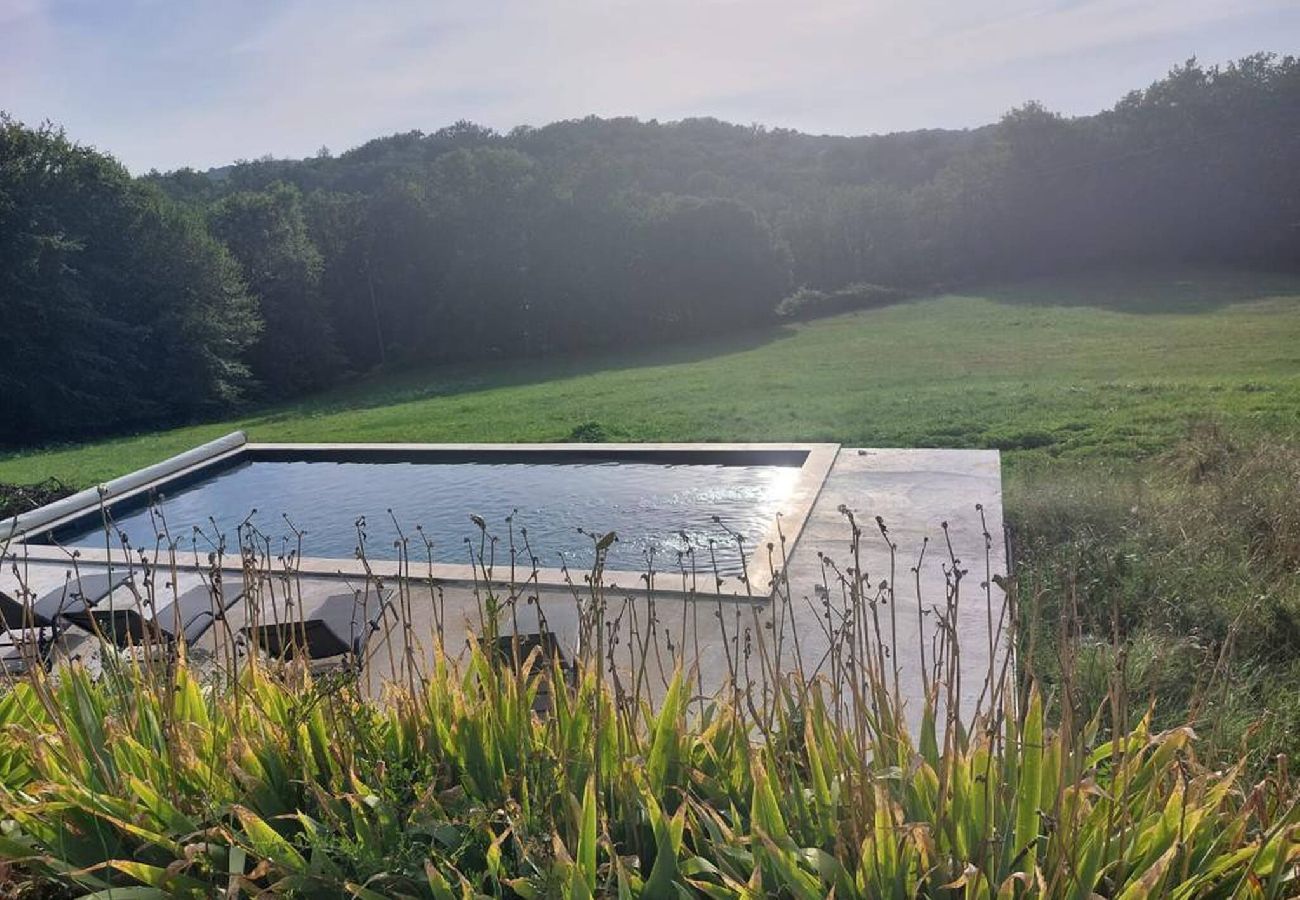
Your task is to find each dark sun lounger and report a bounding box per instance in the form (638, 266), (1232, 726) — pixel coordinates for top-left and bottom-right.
(0, 588), (58, 674)
(240, 591), (394, 667)
(0, 572), (132, 672)
(70, 583), (245, 648)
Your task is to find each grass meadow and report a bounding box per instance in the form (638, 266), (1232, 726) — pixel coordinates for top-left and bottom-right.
(2, 268), (1298, 486)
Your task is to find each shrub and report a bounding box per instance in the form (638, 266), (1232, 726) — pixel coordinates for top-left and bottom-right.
(0, 478), (72, 522)
(3, 650), (1296, 897)
(776, 282), (908, 320)
(566, 421), (610, 442)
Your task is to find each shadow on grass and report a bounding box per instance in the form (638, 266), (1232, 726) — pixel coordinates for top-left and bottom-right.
(975, 266), (1300, 314)
(248, 323), (797, 425)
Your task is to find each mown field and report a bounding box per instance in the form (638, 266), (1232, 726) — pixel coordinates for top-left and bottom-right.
(2, 267), (1298, 486)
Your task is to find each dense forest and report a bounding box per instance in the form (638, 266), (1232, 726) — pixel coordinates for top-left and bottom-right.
(2, 54), (1297, 446)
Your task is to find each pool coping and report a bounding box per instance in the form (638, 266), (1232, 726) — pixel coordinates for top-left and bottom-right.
(4, 440), (840, 598)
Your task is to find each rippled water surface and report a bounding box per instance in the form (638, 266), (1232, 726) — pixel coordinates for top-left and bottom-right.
(67, 460), (801, 575)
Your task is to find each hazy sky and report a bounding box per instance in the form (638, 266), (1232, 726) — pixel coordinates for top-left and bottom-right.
(3, 0), (1297, 173)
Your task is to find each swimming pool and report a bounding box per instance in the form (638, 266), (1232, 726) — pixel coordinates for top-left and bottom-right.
(57, 458), (801, 575)
(12, 437), (837, 582)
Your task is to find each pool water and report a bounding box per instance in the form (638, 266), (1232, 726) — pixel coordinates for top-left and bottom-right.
(65, 460), (801, 575)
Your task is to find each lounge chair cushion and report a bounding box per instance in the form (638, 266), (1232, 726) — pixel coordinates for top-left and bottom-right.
(32, 573), (132, 625)
(241, 592), (391, 662)
(0, 604), (57, 673)
(1, 587), (58, 630)
(82, 584), (245, 647)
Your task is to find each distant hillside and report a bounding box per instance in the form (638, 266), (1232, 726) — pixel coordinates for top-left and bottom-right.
(3, 54), (1298, 446)
(165, 118), (989, 203)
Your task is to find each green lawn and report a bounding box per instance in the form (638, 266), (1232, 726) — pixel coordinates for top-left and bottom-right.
(3, 267), (1299, 487)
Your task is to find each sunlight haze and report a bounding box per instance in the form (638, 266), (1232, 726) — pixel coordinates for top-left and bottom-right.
(4, 0), (1297, 172)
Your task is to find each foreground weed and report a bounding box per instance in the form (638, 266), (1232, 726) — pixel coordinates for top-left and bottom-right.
(0, 504), (1296, 897)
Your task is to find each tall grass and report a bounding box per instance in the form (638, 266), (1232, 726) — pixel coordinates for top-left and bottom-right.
(1011, 424), (1300, 772)
(1, 496), (1298, 897)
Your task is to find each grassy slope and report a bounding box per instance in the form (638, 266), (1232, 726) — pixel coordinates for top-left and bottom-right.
(2, 267), (1299, 487)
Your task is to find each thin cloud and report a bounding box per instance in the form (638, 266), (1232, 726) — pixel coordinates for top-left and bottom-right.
(2, 0), (1295, 171)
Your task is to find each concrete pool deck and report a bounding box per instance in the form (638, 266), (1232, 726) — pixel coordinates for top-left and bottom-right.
(1, 446), (1007, 725)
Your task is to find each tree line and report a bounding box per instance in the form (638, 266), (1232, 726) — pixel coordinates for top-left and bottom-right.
(2, 54), (1297, 446)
